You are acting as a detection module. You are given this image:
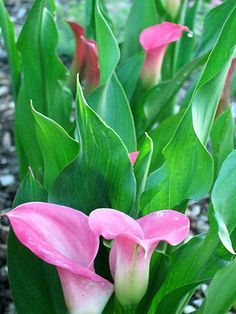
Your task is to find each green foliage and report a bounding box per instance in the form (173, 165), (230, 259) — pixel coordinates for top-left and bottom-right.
(141, 4), (236, 212)
(0, 0), (20, 100)
(95, 0), (120, 85)
(88, 73), (137, 151)
(49, 80), (136, 214)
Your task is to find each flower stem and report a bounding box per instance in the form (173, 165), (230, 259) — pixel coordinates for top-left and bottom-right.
(114, 298), (137, 314)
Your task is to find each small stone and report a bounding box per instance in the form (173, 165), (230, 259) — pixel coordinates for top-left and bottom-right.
(0, 85), (9, 97)
(197, 220), (209, 233)
(190, 204), (201, 217)
(192, 298), (203, 308)
(0, 243), (7, 260)
(0, 265), (8, 281)
(184, 305), (196, 313)
(0, 174), (15, 187)
(2, 132), (12, 151)
(5, 302), (17, 314)
(0, 224), (9, 243)
(200, 284), (208, 295)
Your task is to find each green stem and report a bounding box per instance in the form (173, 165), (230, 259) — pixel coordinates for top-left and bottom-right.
(114, 298), (137, 314)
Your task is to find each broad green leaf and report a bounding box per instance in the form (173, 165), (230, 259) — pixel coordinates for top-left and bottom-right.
(13, 170), (47, 206)
(88, 73), (136, 152)
(0, 0), (20, 100)
(198, 258), (236, 314)
(8, 172), (67, 314)
(147, 226), (231, 313)
(15, 0), (72, 179)
(116, 51), (145, 101)
(141, 5), (236, 213)
(149, 111), (185, 172)
(212, 150), (236, 254)
(132, 134), (153, 217)
(121, 0), (158, 60)
(49, 80), (136, 214)
(138, 53), (208, 134)
(197, 0), (236, 56)
(141, 110), (213, 212)
(32, 107), (79, 190)
(95, 0), (120, 85)
(211, 109), (235, 178)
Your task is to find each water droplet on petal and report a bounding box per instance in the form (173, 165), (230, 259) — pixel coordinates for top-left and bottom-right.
(187, 31), (194, 38)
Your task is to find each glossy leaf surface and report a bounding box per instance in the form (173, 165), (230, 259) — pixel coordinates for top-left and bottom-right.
(15, 0), (72, 178)
(0, 0), (20, 100)
(198, 258), (236, 314)
(211, 109), (235, 178)
(32, 107), (79, 190)
(212, 150), (236, 254)
(95, 0), (120, 85)
(88, 73), (136, 152)
(141, 4), (236, 213)
(49, 80), (136, 214)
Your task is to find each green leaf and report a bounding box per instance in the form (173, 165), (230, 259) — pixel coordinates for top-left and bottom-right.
(88, 73), (136, 152)
(211, 109), (235, 178)
(132, 134), (153, 217)
(121, 0), (158, 60)
(212, 150), (236, 254)
(8, 172), (67, 314)
(141, 4), (236, 213)
(0, 0), (20, 100)
(95, 0), (120, 85)
(138, 53), (208, 134)
(149, 111), (185, 172)
(147, 226), (231, 313)
(15, 0), (72, 179)
(197, 0), (236, 56)
(32, 107), (79, 190)
(198, 258), (236, 314)
(49, 80), (136, 214)
(13, 171), (47, 206)
(116, 51), (145, 101)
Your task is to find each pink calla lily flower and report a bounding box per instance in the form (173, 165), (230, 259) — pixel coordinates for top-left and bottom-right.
(129, 151), (139, 165)
(139, 22), (189, 88)
(4, 202), (113, 314)
(89, 208), (190, 306)
(68, 21), (99, 94)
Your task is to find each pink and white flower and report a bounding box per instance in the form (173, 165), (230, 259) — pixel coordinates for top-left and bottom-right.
(89, 208), (190, 305)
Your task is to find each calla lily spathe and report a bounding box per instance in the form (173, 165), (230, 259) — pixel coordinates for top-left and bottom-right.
(5, 202), (190, 309)
(129, 151), (139, 165)
(89, 208), (190, 306)
(4, 202), (113, 314)
(139, 22), (188, 89)
(68, 21), (99, 94)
